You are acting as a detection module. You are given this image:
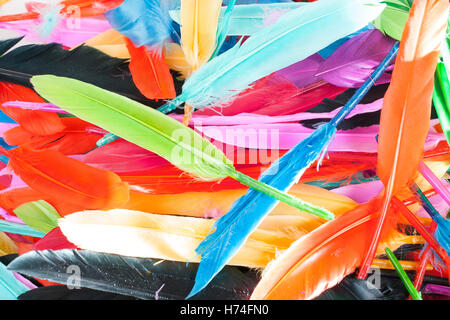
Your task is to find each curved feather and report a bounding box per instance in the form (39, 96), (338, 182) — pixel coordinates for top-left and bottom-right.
(250, 197), (398, 300)
(161, 0), (384, 111)
(359, 0), (449, 278)
(0, 147), (129, 210)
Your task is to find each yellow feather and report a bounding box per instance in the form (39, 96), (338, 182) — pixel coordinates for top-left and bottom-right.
(123, 183), (358, 219)
(0, 231), (18, 256)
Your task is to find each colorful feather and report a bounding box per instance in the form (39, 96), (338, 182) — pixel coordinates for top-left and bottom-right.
(358, 0), (449, 278)
(0, 261), (29, 300)
(189, 37), (398, 297)
(250, 197), (398, 300)
(159, 0), (384, 113)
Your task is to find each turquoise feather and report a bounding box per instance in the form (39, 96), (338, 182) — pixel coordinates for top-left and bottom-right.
(159, 0), (385, 113)
(0, 262), (29, 300)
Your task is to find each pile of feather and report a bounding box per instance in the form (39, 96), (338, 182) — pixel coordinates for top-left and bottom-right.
(0, 0), (448, 301)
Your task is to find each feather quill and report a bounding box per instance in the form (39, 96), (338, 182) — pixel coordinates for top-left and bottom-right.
(31, 75), (332, 217)
(358, 0), (449, 278)
(159, 0), (385, 113)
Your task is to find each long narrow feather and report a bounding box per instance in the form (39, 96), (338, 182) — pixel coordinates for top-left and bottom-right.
(0, 146), (129, 210)
(188, 37), (399, 297)
(0, 38), (162, 107)
(358, 0), (449, 278)
(58, 209), (331, 269)
(105, 0), (176, 100)
(159, 0), (385, 113)
(31, 75), (332, 217)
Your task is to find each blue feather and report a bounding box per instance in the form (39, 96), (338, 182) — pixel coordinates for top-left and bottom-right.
(159, 0), (385, 113)
(188, 40), (399, 298)
(0, 262), (29, 300)
(105, 0), (174, 47)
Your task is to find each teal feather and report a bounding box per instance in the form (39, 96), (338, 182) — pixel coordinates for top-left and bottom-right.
(0, 262), (29, 300)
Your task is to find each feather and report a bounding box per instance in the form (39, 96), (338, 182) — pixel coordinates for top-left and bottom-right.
(194, 76), (346, 117)
(0, 231), (17, 256)
(0, 38), (164, 107)
(0, 146), (130, 210)
(250, 197), (398, 300)
(189, 40), (398, 297)
(316, 29), (396, 88)
(58, 209), (334, 269)
(210, 0), (236, 59)
(0, 17), (111, 47)
(159, 0), (384, 112)
(433, 32), (450, 144)
(13, 200), (60, 234)
(275, 54), (324, 89)
(82, 27), (129, 55)
(104, 0), (174, 48)
(19, 286), (139, 300)
(122, 184), (357, 219)
(170, 2), (306, 37)
(0, 220), (45, 238)
(31, 75), (332, 217)
(0, 187), (89, 216)
(32, 227), (77, 252)
(0, 106), (65, 136)
(0, 261), (29, 300)
(358, 0), (449, 278)
(125, 38), (176, 100)
(372, 0), (411, 41)
(179, 0), (222, 73)
(8, 249), (259, 300)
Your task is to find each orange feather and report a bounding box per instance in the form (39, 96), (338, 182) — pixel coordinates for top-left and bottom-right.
(0, 147), (129, 210)
(125, 38), (176, 100)
(358, 0), (449, 278)
(250, 197), (398, 300)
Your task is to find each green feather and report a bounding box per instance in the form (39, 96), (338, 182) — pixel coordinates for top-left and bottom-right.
(31, 75), (333, 219)
(372, 0), (411, 41)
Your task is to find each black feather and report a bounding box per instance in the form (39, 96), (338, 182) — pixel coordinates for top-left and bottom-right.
(0, 38), (183, 108)
(8, 249), (259, 300)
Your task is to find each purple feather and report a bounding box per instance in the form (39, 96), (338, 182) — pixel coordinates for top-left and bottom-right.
(315, 29), (396, 88)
